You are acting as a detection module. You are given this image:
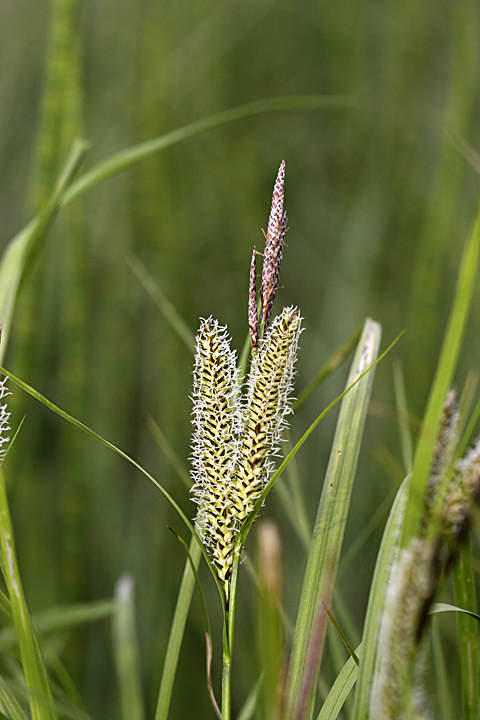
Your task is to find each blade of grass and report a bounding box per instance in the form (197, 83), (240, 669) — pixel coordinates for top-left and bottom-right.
(316, 645), (362, 720)
(0, 365), (224, 607)
(238, 327), (403, 548)
(154, 536), (202, 720)
(293, 323), (362, 411)
(0, 139), (88, 359)
(393, 360), (413, 474)
(351, 477), (409, 720)
(402, 198), (480, 544)
(452, 537), (479, 720)
(147, 417), (191, 490)
(168, 529), (220, 719)
(0, 600), (115, 654)
(0, 672), (29, 720)
(112, 576), (146, 720)
(432, 618), (454, 720)
(0, 465), (57, 720)
(60, 96), (355, 208)
(127, 255), (195, 353)
(283, 319), (381, 720)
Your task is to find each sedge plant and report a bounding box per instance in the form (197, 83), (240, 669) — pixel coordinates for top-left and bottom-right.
(190, 162), (302, 718)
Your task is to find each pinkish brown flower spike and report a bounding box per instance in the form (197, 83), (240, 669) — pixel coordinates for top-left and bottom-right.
(261, 161), (288, 332)
(248, 247), (259, 350)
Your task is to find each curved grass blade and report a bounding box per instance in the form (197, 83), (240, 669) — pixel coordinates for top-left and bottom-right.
(402, 198), (480, 545)
(351, 477), (409, 720)
(0, 465), (57, 720)
(127, 255), (195, 353)
(283, 319), (381, 720)
(0, 365), (224, 607)
(168, 529), (220, 719)
(0, 673), (29, 720)
(0, 601), (115, 654)
(154, 536), (202, 720)
(60, 96), (354, 208)
(316, 645), (362, 720)
(237, 327), (402, 548)
(112, 576), (145, 720)
(147, 417), (191, 490)
(430, 603), (480, 622)
(0, 139), (88, 359)
(293, 323), (362, 411)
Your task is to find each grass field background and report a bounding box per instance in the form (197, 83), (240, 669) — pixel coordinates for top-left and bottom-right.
(1, 2), (480, 718)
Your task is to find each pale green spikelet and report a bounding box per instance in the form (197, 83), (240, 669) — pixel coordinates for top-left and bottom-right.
(190, 318), (242, 584)
(234, 306), (302, 522)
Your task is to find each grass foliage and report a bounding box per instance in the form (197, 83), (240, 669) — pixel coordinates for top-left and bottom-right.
(0, 1), (480, 719)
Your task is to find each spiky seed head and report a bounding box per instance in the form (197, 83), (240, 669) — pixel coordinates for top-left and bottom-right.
(421, 389), (459, 533)
(261, 162), (287, 330)
(234, 306), (302, 520)
(370, 539), (437, 720)
(190, 318), (242, 584)
(248, 248), (259, 351)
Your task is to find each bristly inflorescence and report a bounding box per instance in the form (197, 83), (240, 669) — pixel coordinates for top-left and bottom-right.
(190, 319), (242, 584)
(190, 162), (301, 594)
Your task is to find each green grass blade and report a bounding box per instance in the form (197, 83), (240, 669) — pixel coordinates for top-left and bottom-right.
(430, 603), (480, 621)
(452, 537), (479, 719)
(283, 318), (381, 720)
(238, 327), (402, 548)
(0, 139), (88, 359)
(236, 676), (262, 720)
(0, 465), (57, 720)
(0, 601), (115, 654)
(154, 536), (202, 720)
(60, 96), (354, 208)
(0, 673), (29, 720)
(293, 323), (362, 411)
(402, 198), (480, 544)
(112, 576), (145, 720)
(147, 417), (191, 490)
(393, 360), (414, 474)
(169, 530), (220, 718)
(351, 477), (409, 720)
(0, 364), (224, 604)
(316, 645), (362, 720)
(432, 618), (454, 720)
(127, 255), (195, 353)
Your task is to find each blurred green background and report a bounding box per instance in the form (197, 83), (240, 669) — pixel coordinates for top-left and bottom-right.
(1, 0), (480, 717)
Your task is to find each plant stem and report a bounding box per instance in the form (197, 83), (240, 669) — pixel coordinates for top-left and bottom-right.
(221, 553), (241, 720)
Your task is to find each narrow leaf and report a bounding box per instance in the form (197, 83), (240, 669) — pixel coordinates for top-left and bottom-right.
(316, 645), (362, 720)
(402, 198), (480, 544)
(283, 318), (381, 720)
(112, 576), (146, 720)
(0, 465), (57, 720)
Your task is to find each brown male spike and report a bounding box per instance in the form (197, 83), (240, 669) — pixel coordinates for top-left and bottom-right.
(248, 247), (259, 350)
(261, 161), (287, 331)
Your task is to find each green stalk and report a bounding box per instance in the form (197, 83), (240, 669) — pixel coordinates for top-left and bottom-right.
(222, 552), (241, 720)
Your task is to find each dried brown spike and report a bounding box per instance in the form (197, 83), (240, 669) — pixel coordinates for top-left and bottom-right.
(261, 162), (287, 330)
(248, 248), (259, 350)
